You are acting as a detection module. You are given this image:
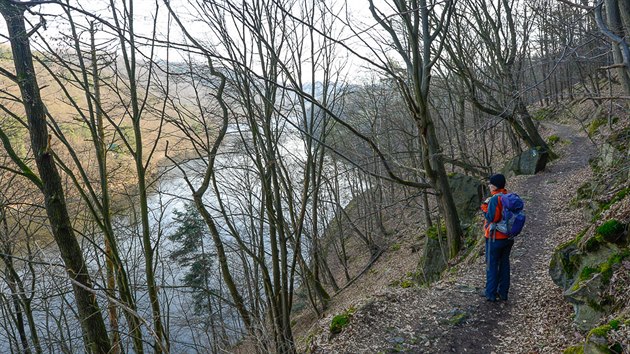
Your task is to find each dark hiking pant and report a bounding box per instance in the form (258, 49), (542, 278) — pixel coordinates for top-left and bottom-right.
(485, 238), (514, 300)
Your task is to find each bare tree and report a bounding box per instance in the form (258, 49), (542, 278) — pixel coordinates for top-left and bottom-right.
(361, 0), (463, 259)
(444, 0), (554, 164)
(597, 0), (630, 95)
(161, 0), (357, 351)
(29, 13), (147, 352)
(0, 1), (111, 352)
(0, 170), (45, 354)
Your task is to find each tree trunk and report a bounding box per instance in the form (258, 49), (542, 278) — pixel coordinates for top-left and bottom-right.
(88, 25), (122, 354)
(423, 113), (462, 258)
(605, 0), (630, 95)
(194, 195), (254, 332)
(0, 2), (111, 353)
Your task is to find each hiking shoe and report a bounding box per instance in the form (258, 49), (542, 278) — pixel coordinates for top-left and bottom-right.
(479, 290), (499, 302)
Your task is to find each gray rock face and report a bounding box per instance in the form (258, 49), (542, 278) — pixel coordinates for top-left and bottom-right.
(601, 143), (630, 183)
(417, 174), (481, 284)
(549, 240), (580, 289)
(550, 239), (622, 331)
(564, 274), (606, 331)
(419, 235), (447, 284)
(503, 148), (548, 175)
(601, 127), (630, 182)
(447, 173), (482, 224)
(601, 143), (620, 169)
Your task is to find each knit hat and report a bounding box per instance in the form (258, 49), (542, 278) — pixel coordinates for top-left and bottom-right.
(489, 174), (506, 189)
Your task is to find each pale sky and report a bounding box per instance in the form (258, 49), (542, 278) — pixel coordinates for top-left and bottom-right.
(0, 0), (398, 84)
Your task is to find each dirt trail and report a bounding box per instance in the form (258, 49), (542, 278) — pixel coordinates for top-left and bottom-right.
(427, 123), (596, 353)
(309, 123), (596, 353)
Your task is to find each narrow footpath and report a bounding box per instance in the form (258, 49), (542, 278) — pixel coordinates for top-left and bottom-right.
(309, 123), (597, 353)
(428, 123), (597, 353)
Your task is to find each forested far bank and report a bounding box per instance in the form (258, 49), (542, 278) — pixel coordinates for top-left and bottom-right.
(0, 0), (629, 353)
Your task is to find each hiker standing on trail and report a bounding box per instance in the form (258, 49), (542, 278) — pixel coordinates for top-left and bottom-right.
(481, 174), (515, 302)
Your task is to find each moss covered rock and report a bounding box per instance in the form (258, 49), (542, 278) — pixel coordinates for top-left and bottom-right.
(447, 173), (482, 224)
(329, 307), (356, 335)
(595, 220), (627, 244)
(330, 314), (349, 334)
(550, 225), (628, 331)
(418, 234), (447, 284)
(564, 273), (607, 331)
(584, 324), (615, 354)
(416, 173), (479, 284)
(502, 147), (549, 175)
(565, 318), (628, 354)
(550, 238), (581, 289)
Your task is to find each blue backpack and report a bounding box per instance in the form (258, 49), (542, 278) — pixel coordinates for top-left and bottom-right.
(494, 193), (526, 238)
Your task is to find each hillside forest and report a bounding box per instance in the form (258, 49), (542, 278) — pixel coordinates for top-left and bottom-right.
(0, 0), (629, 353)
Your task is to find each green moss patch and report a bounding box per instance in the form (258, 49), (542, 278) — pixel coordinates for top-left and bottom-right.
(400, 279), (414, 288)
(448, 312), (468, 325)
(596, 219), (626, 242)
(588, 324), (613, 338)
(562, 345), (584, 354)
(580, 219), (627, 251)
(330, 314), (349, 334)
(579, 266), (599, 282)
(611, 342), (623, 353)
(607, 250), (630, 275)
(583, 321), (626, 354)
(587, 117), (607, 137)
(548, 134), (561, 146)
(608, 318), (622, 330)
(426, 223), (447, 240)
(330, 307), (356, 334)
(390, 272), (417, 289)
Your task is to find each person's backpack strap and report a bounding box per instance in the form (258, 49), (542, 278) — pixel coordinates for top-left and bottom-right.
(487, 192), (503, 235)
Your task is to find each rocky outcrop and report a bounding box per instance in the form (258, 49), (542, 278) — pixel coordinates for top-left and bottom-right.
(563, 319), (630, 354)
(549, 238), (581, 290)
(418, 174), (482, 284)
(600, 127), (630, 181)
(447, 173), (482, 224)
(503, 148), (548, 175)
(550, 220), (629, 331)
(419, 233), (448, 284)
